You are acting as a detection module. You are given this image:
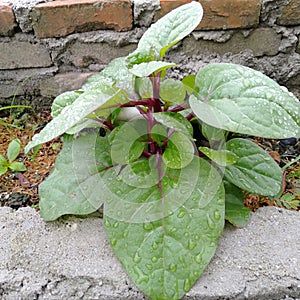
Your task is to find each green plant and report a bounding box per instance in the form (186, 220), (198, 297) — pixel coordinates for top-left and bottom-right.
(0, 138), (26, 176)
(25, 2), (300, 299)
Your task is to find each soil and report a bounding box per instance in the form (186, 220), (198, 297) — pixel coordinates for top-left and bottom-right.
(0, 109), (299, 212)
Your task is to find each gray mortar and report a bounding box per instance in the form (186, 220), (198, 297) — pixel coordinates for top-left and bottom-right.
(0, 206), (299, 299)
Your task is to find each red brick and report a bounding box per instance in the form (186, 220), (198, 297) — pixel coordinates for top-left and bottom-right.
(156, 0), (261, 30)
(0, 4), (17, 36)
(277, 0), (300, 26)
(32, 0), (132, 39)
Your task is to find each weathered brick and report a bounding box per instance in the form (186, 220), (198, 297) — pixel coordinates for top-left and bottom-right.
(156, 0), (261, 30)
(277, 0), (300, 26)
(32, 0), (132, 39)
(0, 41), (52, 69)
(0, 4), (17, 36)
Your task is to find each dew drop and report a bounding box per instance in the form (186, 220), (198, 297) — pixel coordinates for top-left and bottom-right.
(151, 256), (158, 263)
(152, 241), (158, 250)
(214, 210), (221, 220)
(168, 263), (177, 272)
(183, 278), (191, 292)
(146, 264), (153, 270)
(143, 223), (153, 231)
(207, 215), (215, 229)
(133, 253), (141, 263)
(104, 219), (111, 227)
(177, 209), (186, 218)
(195, 253), (202, 264)
(113, 222), (119, 228)
(188, 239), (197, 250)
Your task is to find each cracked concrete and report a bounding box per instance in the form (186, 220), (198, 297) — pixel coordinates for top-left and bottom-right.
(0, 206), (299, 299)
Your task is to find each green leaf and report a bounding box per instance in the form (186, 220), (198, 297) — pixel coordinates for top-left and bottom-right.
(39, 133), (106, 221)
(0, 165), (8, 176)
(7, 139), (21, 162)
(201, 122), (226, 144)
(225, 138), (282, 196)
(160, 78), (186, 104)
(163, 131), (195, 169)
(9, 161), (26, 172)
(110, 123), (145, 165)
(127, 1), (203, 63)
(104, 156), (225, 300)
(224, 181), (250, 227)
(25, 83), (128, 153)
(51, 91), (81, 118)
(135, 77), (153, 99)
(83, 57), (134, 94)
(0, 154), (8, 166)
(182, 75), (196, 95)
(153, 112), (193, 137)
(190, 63), (300, 138)
(199, 146), (239, 166)
(130, 61), (176, 77)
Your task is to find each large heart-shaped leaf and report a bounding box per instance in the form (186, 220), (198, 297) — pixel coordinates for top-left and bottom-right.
(25, 83), (129, 153)
(225, 138), (282, 196)
(190, 63), (300, 138)
(104, 156), (225, 300)
(127, 1), (203, 63)
(38, 134), (105, 221)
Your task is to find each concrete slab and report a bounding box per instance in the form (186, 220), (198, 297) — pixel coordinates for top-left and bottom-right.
(0, 206), (299, 299)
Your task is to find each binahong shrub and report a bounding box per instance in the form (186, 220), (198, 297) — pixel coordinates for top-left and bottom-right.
(25, 2), (300, 299)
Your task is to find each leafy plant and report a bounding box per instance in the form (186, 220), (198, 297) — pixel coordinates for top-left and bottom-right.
(0, 138), (26, 176)
(25, 2), (300, 299)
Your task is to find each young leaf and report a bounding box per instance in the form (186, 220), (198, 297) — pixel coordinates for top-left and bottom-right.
(182, 75), (196, 95)
(190, 63), (300, 138)
(127, 1), (203, 63)
(225, 138), (283, 196)
(199, 147), (239, 166)
(109, 123), (145, 165)
(224, 181), (251, 227)
(9, 161), (26, 172)
(25, 83), (128, 153)
(162, 131), (195, 169)
(153, 112), (193, 137)
(0, 166), (8, 176)
(7, 139), (21, 162)
(130, 61), (176, 77)
(104, 156), (224, 300)
(0, 154), (8, 166)
(160, 78), (187, 105)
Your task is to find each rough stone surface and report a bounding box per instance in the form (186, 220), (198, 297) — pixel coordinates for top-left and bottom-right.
(183, 28), (282, 57)
(155, 0), (261, 30)
(61, 41), (136, 69)
(0, 206), (299, 299)
(32, 0), (133, 38)
(277, 0), (300, 26)
(133, 0), (160, 27)
(0, 4), (16, 36)
(0, 40), (52, 69)
(40, 72), (94, 97)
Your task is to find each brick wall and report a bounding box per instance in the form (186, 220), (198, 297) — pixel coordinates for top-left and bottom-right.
(0, 0), (300, 109)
